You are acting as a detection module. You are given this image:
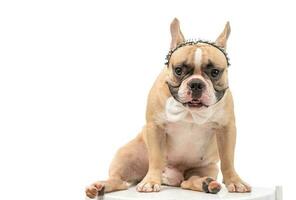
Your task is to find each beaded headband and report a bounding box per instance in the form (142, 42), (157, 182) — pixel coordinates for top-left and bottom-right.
(165, 39), (230, 67)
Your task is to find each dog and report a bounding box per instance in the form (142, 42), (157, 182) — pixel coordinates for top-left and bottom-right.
(86, 18), (251, 198)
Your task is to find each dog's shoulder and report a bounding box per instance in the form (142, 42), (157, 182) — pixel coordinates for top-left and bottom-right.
(146, 67), (171, 122)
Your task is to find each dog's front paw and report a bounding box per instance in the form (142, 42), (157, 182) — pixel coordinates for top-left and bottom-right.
(136, 178), (161, 192)
(224, 175), (251, 193)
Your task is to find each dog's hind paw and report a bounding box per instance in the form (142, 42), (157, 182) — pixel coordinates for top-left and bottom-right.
(85, 182), (105, 199)
(202, 178), (221, 194)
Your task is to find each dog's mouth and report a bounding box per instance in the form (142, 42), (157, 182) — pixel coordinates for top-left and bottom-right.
(183, 99), (208, 108)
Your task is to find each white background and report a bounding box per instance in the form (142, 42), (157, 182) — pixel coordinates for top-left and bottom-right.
(0, 0), (295, 199)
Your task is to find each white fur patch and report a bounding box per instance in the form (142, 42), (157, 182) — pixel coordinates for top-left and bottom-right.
(194, 48), (203, 66)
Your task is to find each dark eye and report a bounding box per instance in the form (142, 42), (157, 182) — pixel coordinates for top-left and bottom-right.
(210, 69), (220, 78)
(174, 67), (183, 76)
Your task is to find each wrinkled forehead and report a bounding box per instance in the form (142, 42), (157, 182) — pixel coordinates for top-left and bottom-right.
(169, 44), (228, 69)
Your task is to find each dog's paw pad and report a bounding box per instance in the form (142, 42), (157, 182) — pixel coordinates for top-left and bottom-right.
(202, 178), (221, 194)
(208, 181), (221, 194)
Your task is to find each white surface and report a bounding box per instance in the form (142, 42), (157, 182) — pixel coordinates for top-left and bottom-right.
(102, 186), (276, 200)
(275, 186), (283, 200)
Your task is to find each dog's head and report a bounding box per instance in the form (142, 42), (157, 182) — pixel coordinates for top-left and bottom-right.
(166, 18), (231, 109)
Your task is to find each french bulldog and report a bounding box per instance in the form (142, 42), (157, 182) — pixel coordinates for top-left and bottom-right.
(86, 18), (251, 198)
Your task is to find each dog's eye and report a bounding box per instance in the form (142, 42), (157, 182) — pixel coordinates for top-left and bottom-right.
(210, 69), (220, 78)
(174, 67), (183, 76)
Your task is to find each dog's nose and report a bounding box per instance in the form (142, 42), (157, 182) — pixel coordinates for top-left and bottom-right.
(188, 79), (205, 92)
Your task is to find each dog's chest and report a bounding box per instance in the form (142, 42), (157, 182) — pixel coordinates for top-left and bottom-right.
(165, 121), (216, 166)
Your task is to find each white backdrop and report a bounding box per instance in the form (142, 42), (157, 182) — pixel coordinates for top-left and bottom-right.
(0, 0), (295, 199)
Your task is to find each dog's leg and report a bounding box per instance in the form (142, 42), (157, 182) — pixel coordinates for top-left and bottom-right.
(181, 164), (221, 194)
(136, 123), (166, 192)
(85, 178), (129, 198)
(86, 136), (148, 198)
(216, 119), (251, 193)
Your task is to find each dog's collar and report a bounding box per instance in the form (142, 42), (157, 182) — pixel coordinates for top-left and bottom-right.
(165, 39), (230, 67)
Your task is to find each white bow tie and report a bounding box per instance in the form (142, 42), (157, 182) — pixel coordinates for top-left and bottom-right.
(165, 97), (216, 124)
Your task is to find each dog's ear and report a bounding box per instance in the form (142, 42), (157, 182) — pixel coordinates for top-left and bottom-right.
(215, 22), (231, 49)
(170, 18), (185, 49)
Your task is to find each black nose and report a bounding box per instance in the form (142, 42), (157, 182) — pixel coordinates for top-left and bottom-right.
(188, 79), (205, 92)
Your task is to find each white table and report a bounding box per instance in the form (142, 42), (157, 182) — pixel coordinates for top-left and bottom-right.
(96, 186), (282, 200)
